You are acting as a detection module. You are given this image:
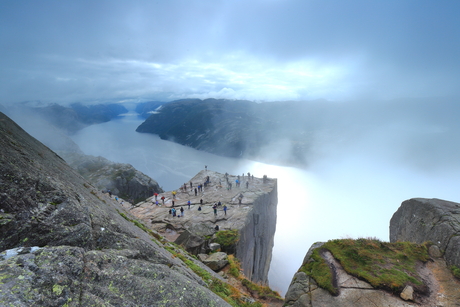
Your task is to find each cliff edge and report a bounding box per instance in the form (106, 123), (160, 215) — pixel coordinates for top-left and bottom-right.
(126, 170), (278, 285)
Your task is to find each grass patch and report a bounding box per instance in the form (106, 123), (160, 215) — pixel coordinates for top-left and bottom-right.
(300, 239), (430, 295)
(215, 229), (239, 249)
(117, 210), (163, 243)
(228, 255), (240, 278)
(451, 265), (460, 279)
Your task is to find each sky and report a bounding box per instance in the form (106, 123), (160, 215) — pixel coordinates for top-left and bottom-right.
(1, 0), (460, 104)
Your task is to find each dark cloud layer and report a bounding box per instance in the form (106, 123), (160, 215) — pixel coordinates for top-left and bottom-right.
(1, 0), (459, 103)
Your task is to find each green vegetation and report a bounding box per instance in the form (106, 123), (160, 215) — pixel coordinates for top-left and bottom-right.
(451, 265), (460, 279)
(215, 229), (239, 249)
(164, 244), (264, 307)
(300, 238), (430, 295)
(117, 210), (163, 243)
(228, 255), (240, 278)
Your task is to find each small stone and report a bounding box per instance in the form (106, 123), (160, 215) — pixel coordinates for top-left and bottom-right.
(400, 285), (413, 301)
(428, 245), (442, 258)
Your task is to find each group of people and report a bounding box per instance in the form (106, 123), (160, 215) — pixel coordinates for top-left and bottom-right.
(169, 206), (185, 217)
(154, 168), (258, 222)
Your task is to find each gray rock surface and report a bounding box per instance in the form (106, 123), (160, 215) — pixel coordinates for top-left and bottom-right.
(202, 252), (229, 271)
(128, 170), (278, 285)
(61, 152), (163, 203)
(0, 112), (231, 306)
(390, 198), (460, 268)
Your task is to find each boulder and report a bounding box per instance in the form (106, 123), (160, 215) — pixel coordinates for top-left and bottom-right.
(202, 252), (229, 271)
(390, 198), (460, 268)
(174, 223), (216, 255)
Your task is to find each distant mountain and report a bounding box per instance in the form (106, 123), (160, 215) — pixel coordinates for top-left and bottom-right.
(5, 102), (128, 134)
(135, 98), (319, 166)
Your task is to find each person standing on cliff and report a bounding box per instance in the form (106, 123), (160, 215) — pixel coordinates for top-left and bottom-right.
(180, 206), (184, 217)
(161, 196), (165, 205)
(213, 204), (217, 216)
(194, 187), (198, 196)
(223, 204), (227, 215)
(187, 200), (191, 209)
(154, 192), (158, 201)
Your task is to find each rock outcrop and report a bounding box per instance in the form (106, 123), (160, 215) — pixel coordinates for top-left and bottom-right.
(390, 198), (460, 269)
(0, 112), (231, 306)
(284, 239), (460, 306)
(61, 152), (163, 203)
(127, 170), (278, 284)
(284, 197), (460, 306)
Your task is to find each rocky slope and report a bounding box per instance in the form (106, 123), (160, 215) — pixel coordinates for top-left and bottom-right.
(126, 170), (278, 285)
(61, 152), (163, 203)
(284, 198), (460, 306)
(0, 111), (234, 306)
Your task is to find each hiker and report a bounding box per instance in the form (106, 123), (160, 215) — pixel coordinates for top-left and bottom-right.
(187, 200), (191, 209)
(218, 201), (221, 206)
(108, 190), (112, 197)
(200, 198), (203, 205)
(213, 204), (217, 216)
(238, 193), (243, 204)
(215, 225), (219, 231)
(154, 193), (158, 201)
(194, 188), (197, 196)
(180, 207), (184, 217)
(161, 196), (165, 205)
(205, 165), (207, 171)
(247, 172), (250, 178)
(190, 181), (193, 189)
(198, 206), (202, 211)
(172, 208), (176, 217)
(246, 181), (249, 189)
(223, 204), (227, 215)
(169, 209), (172, 215)
(172, 200), (175, 207)
(172, 191), (177, 199)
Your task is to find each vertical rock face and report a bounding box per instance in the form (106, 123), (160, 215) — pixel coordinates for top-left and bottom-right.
(236, 183), (277, 284)
(131, 170), (278, 285)
(390, 198), (460, 268)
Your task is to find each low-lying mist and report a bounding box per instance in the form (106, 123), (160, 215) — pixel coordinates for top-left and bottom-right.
(4, 98), (460, 296)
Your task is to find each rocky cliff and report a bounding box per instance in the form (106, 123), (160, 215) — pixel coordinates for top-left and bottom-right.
(284, 198), (460, 307)
(0, 111), (236, 306)
(127, 170), (278, 284)
(61, 152), (163, 203)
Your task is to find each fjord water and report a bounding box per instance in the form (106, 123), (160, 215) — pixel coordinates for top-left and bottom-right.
(71, 112), (460, 296)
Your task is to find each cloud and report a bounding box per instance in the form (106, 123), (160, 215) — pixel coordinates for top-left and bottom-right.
(1, 0), (459, 104)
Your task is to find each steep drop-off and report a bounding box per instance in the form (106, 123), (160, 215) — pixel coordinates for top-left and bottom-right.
(128, 170), (278, 285)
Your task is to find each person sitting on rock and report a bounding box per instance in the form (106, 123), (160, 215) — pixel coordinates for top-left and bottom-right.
(215, 224), (219, 231)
